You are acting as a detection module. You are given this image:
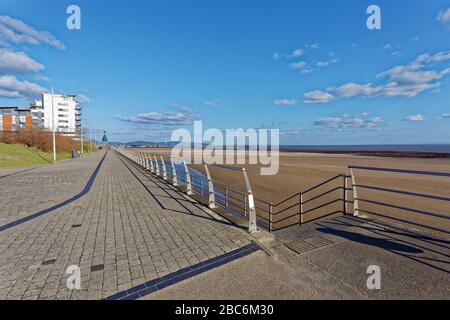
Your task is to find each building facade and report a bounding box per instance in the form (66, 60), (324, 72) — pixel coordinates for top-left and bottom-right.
(0, 107), (33, 131)
(1, 93), (82, 136)
(41, 93), (81, 135)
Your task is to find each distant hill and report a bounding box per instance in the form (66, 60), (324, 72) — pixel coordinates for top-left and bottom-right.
(108, 141), (180, 147)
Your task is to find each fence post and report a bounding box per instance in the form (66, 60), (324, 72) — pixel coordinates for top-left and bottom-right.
(182, 161), (193, 195)
(269, 203), (273, 232)
(160, 156), (167, 180)
(300, 192), (304, 225)
(154, 155), (160, 176)
(350, 168), (359, 217)
(242, 168), (258, 233)
(343, 174), (348, 215)
(171, 160), (178, 186)
(204, 164), (216, 209)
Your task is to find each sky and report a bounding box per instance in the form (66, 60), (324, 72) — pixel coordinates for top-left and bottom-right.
(0, 0), (450, 145)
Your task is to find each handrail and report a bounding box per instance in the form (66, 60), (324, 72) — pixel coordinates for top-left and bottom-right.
(302, 186), (343, 205)
(273, 192), (301, 207)
(119, 150), (450, 236)
(356, 198), (449, 220)
(349, 166), (450, 177)
(354, 184), (450, 202)
(302, 174), (345, 194)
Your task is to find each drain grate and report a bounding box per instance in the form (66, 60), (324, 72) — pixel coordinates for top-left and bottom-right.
(285, 236), (336, 254)
(91, 264), (104, 272)
(348, 222), (386, 235)
(42, 259), (56, 266)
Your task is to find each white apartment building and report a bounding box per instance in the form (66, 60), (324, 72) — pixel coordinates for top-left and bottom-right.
(30, 93), (82, 135)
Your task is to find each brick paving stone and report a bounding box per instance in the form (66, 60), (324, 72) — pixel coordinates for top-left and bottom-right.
(0, 150), (252, 299)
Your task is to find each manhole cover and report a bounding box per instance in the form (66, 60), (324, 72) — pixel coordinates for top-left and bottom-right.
(285, 236), (336, 254)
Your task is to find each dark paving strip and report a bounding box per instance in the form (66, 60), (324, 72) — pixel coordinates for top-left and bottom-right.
(0, 166), (39, 179)
(0, 152), (108, 233)
(104, 243), (261, 300)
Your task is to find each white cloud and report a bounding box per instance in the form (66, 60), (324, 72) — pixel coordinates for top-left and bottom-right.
(273, 98), (298, 106)
(273, 48), (304, 60)
(292, 49), (304, 57)
(204, 99), (219, 107)
(289, 61), (307, 70)
(404, 114), (425, 122)
(315, 114), (382, 130)
(78, 94), (91, 104)
(0, 75), (47, 99)
(442, 113), (450, 118)
(34, 74), (50, 82)
(306, 43), (320, 49)
(116, 106), (200, 126)
(304, 51), (450, 102)
(300, 68), (314, 74)
(335, 83), (381, 97)
(437, 8), (450, 25)
(0, 48), (44, 73)
(303, 90), (335, 104)
(317, 58), (339, 67)
(0, 15), (65, 49)
(383, 44), (393, 50)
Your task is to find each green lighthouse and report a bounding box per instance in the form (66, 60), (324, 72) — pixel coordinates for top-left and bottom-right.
(101, 131), (108, 149)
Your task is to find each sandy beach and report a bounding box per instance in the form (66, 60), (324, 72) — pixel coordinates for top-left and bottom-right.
(132, 148), (450, 237)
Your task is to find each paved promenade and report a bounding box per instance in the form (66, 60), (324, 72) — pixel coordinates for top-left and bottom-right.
(0, 150), (448, 300)
(0, 151), (251, 299)
(0, 153), (104, 226)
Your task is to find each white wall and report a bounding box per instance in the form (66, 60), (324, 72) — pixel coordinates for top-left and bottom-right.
(42, 93), (79, 134)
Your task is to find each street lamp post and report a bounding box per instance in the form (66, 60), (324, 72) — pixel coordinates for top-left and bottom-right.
(51, 87), (56, 164)
(80, 121), (84, 155)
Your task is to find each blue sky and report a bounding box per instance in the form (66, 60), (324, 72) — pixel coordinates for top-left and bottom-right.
(1, 0), (450, 144)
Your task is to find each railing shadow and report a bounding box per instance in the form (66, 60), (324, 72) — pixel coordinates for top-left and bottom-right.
(316, 216), (450, 274)
(116, 152), (245, 230)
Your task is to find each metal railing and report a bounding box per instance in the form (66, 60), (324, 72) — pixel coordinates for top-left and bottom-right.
(349, 166), (450, 235)
(262, 174), (351, 231)
(115, 148), (450, 237)
(116, 149), (260, 233)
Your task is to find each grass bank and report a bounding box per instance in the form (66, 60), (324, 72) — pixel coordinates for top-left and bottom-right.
(0, 143), (71, 168)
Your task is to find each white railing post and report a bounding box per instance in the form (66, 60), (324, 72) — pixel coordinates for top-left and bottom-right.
(242, 168), (257, 233)
(350, 168), (359, 217)
(182, 161), (192, 195)
(170, 160), (178, 186)
(149, 154), (155, 173)
(154, 155), (160, 176)
(204, 164), (216, 209)
(160, 156), (167, 180)
(144, 153), (150, 170)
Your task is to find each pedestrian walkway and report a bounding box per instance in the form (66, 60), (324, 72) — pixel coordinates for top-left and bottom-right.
(0, 151), (252, 300)
(0, 152), (105, 225)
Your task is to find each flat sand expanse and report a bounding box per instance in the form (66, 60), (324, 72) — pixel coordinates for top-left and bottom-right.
(130, 148), (450, 237)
